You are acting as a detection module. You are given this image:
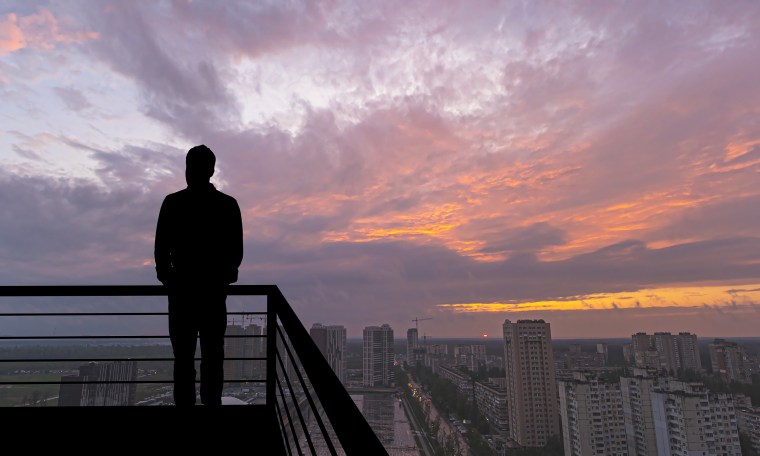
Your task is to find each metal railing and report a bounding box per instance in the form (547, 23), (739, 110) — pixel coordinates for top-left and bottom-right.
(0, 285), (388, 456)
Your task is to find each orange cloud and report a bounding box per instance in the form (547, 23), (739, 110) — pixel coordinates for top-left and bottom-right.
(0, 7), (98, 56)
(437, 283), (760, 313)
(542, 190), (712, 260)
(324, 203), (464, 242)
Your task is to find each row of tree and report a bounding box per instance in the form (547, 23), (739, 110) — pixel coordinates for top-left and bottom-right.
(405, 363), (563, 456)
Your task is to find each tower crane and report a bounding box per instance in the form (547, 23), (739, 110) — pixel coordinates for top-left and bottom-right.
(411, 317), (432, 332)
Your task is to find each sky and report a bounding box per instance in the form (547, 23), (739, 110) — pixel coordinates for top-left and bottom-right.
(1, 0), (760, 340)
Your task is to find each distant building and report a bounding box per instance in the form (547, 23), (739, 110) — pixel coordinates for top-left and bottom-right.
(709, 339), (751, 384)
(58, 361), (137, 406)
(310, 323), (347, 384)
(503, 319), (559, 447)
(243, 323), (264, 379)
(454, 344), (486, 372)
(596, 343), (609, 363)
(225, 323), (265, 383)
(423, 343), (448, 371)
(406, 328), (418, 366)
(474, 379), (509, 438)
(438, 365), (473, 398)
(352, 392), (396, 445)
(405, 328), (425, 367)
(425, 343), (448, 356)
(675, 332), (701, 372)
(622, 344), (633, 364)
(560, 345), (606, 370)
(559, 371), (627, 456)
(363, 324), (394, 387)
(224, 324), (245, 383)
(630, 332), (701, 373)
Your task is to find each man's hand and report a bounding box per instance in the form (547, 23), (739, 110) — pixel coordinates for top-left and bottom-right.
(226, 269), (238, 284)
(157, 267), (175, 286)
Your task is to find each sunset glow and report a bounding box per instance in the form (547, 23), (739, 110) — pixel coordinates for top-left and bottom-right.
(438, 283), (760, 313)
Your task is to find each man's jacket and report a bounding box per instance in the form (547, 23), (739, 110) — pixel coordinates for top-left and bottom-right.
(154, 183), (243, 286)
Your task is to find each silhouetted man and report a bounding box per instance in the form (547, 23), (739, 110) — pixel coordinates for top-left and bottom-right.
(154, 144), (243, 406)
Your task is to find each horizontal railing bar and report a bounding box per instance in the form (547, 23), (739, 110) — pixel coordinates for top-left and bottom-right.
(0, 379), (267, 385)
(1, 380), (172, 385)
(0, 335), (265, 340)
(0, 357), (267, 363)
(0, 311), (266, 316)
(0, 336), (169, 340)
(0, 285), (278, 297)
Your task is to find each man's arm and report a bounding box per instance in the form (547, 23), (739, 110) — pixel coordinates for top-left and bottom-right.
(154, 196), (173, 285)
(226, 198), (244, 284)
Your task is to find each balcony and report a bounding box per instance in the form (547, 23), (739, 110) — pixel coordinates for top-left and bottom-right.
(0, 285), (389, 455)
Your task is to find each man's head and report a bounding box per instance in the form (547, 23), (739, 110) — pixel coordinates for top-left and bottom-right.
(185, 144), (216, 187)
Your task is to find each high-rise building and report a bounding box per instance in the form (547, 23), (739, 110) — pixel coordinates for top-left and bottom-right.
(406, 328), (419, 367)
(621, 369), (742, 456)
(620, 368), (662, 456)
(58, 361), (137, 406)
(596, 343), (609, 363)
(225, 324), (246, 383)
(710, 339), (752, 384)
(651, 381), (741, 456)
(225, 323), (266, 382)
(243, 323), (264, 379)
(363, 324), (394, 387)
(558, 371), (627, 456)
(310, 323), (347, 384)
(674, 332), (701, 371)
(503, 319), (559, 447)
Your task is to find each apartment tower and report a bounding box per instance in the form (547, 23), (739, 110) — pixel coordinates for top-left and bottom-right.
(558, 371), (627, 456)
(406, 328), (419, 367)
(651, 381), (741, 455)
(58, 361), (138, 406)
(709, 339), (752, 384)
(503, 319), (560, 447)
(310, 323), (347, 383)
(631, 332), (701, 373)
(363, 324), (394, 387)
(620, 368), (662, 456)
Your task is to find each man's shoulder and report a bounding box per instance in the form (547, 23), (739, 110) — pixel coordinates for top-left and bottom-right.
(162, 188), (189, 203)
(212, 188), (239, 205)
(162, 186), (238, 208)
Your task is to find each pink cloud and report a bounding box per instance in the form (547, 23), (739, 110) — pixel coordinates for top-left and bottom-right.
(0, 13), (24, 55)
(0, 7), (97, 56)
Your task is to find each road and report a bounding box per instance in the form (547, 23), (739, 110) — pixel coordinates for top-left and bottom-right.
(400, 394), (434, 456)
(405, 375), (471, 456)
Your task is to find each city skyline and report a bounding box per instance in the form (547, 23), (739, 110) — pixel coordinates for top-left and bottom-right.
(2, 2), (760, 339)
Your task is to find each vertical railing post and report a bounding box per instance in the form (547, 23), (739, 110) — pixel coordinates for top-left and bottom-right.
(266, 286), (279, 418)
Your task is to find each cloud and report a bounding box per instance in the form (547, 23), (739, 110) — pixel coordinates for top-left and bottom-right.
(53, 86), (92, 111)
(3, 1), (760, 337)
(0, 7), (98, 56)
(0, 12), (24, 55)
